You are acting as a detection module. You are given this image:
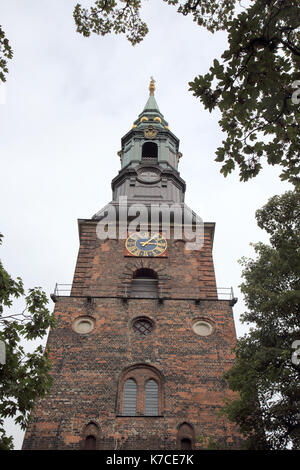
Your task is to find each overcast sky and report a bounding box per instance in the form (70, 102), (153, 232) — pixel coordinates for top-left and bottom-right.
(1, 0), (292, 449)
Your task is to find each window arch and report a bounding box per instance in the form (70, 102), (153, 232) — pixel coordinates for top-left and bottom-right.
(177, 423), (195, 450)
(122, 379), (137, 416)
(82, 422), (99, 450)
(130, 268), (158, 298)
(142, 142), (158, 160)
(133, 268), (157, 279)
(119, 364), (163, 416)
(145, 379), (159, 416)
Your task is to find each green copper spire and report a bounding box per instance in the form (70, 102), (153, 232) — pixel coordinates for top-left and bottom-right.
(143, 94), (160, 113)
(132, 77), (169, 129)
(143, 77), (160, 113)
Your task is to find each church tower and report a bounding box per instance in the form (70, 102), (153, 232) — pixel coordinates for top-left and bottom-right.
(22, 80), (240, 450)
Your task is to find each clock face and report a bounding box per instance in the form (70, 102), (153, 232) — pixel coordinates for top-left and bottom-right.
(137, 169), (160, 183)
(125, 232), (168, 257)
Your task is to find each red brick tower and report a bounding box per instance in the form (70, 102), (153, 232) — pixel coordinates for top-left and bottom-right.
(22, 80), (241, 450)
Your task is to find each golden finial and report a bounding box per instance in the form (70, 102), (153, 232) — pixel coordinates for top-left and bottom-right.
(149, 76), (155, 96)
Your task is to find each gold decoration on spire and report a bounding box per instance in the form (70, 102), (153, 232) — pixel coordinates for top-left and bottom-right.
(144, 125), (158, 139)
(149, 76), (155, 96)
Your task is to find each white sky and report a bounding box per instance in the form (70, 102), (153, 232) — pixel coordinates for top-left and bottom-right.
(0, 0), (292, 449)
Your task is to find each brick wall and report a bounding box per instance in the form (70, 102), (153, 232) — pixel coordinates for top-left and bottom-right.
(22, 221), (241, 450)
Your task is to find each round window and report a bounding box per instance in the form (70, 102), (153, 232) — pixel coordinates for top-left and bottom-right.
(133, 317), (153, 336)
(192, 320), (213, 337)
(72, 317), (95, 334)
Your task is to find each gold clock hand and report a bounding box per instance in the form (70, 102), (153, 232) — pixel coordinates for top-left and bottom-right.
(141, 236), (157, 246)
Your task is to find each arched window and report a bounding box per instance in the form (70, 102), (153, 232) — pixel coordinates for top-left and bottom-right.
(122, 379), (137, 416)
(119, 365), (163, 416)
(84, 435), (96, 450)
(142, 142), (158, 160)
(130, 268), (158, 298)
(177, 423), (195, 450)
(145, 379), (159, 416)
(82, 422), (99, 450)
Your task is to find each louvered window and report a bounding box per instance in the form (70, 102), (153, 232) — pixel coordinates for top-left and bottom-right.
(122, 379), (137, 416)
(130, 268), (158, 299)
(130, 278), (158, 298)
(145, 379), (159, 415)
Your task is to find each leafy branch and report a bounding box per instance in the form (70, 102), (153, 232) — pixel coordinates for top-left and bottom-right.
(0, 25), (13, 83)
(0, 233), (56, 449)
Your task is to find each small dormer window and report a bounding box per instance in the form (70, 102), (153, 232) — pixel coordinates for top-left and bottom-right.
(142, 142), (158, 160)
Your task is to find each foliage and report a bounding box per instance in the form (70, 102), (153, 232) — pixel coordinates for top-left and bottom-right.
(197, 434), (231, 450)
(0, 25), (13, 83)
(74, 0), (300, 184)
(2, 2), (299, 181)
(73, 0), (149, 46)
(73, 0), (236, 44)
(0, 233), (56, 450)
(189, 0), (300, 184)
(222, 190), (300, 449)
